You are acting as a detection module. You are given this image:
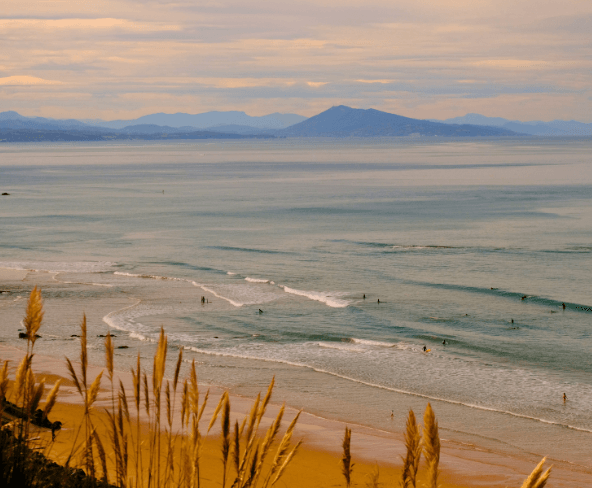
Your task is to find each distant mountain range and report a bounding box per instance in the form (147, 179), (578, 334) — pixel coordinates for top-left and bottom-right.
(1, 106), (591, 143)
(431, 113), (592, 136)
(82, 111), (306, 130)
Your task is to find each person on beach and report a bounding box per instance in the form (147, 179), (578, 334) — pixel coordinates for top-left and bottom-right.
(563, 393), (567, 403)
(390, 410), (394, 419)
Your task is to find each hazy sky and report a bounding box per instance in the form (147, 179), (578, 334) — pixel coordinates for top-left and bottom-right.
(1, 0), (591, 121)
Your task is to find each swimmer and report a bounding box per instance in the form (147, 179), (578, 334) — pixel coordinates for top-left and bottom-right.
(521, 295), (527, 300)
(562, 302), (566, 310)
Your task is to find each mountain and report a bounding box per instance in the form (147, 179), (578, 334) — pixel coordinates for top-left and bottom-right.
(84, 111), (307, 130)
(433, 113), (592, 136)
(0, 111), (104, 131)
(279, 106), (519, 137)
(118, 124), (197, 134)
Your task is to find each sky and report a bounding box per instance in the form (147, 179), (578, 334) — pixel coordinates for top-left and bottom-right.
(1, 0), (591, 122)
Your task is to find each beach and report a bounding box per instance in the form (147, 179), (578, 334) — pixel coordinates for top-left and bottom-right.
(1, 139), (592, 486)
(2, 342), (585, 488)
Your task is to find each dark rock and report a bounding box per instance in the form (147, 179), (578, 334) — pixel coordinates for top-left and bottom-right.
(19, 332), (41, 339)
(70, 334), (79, 337)
(1, 192), (9, 195)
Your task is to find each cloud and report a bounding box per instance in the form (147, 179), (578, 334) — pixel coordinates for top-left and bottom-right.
(0, 18), (181, 32)
(0, 75), (64, 86)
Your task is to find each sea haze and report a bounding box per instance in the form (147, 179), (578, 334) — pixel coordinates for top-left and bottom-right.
(1, 138), (591, 470)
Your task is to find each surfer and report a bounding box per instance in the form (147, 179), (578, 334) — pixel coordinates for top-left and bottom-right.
(442, 340), (446, 345)
(258, 309), (264, 314)
(511, 319), (514, 324)
(521, 295), (527, 300)
(423, 346), (427, 352)
(562, 302), (566, 309)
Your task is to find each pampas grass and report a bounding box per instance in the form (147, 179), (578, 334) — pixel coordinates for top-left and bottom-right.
(422, 403), (440, 488)
(341, 426), (353, 488)
(401, 409), (421, 488)
(3, 287), (557, 488)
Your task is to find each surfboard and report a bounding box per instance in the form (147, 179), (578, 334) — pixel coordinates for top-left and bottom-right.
(424, 349), (431, 353)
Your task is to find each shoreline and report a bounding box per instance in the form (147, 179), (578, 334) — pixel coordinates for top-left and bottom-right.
(1, 343), (589, 487)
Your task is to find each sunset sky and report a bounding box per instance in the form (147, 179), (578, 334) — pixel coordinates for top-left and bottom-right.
(1, 0), (591, 121)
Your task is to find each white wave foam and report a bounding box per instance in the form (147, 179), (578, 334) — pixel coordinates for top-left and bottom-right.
(317, 343), (364, 353)
(280, 286), (349, 308)
(227, 272), (236, 275)
(114, 271), (182, 281)
(181, 345), (592, 434)
(196, 283), (281, 307)
(129, 332), (153, 342)
(245, 277), (270, 283)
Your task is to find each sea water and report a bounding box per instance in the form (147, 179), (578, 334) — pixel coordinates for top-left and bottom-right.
(1, 138), (591, 470)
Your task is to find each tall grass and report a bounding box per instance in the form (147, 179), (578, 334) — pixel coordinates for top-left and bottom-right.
(3, 288), (554, 488)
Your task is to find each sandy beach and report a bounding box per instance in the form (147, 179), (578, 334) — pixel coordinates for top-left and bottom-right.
(1, 342), (589, 487)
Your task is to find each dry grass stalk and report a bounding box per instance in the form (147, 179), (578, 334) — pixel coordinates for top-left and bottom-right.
(43, 379), (62, 420)
(268, 440), (301, 487)
(520, 458), (552, 488)
(401, 409), (422, 488)
(23, 285), (43, 348)
(261, 409), (301, 488)
(341, 426), (354, 488)
(422, 403), (440, 488)
(0, 361), (9, 418)
(221, 394), (231, 488)
(366, 464), (380, 488)
(105, 332), (114, 382)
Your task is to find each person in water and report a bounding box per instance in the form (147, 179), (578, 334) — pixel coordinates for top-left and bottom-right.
(363, 294), (366, 299)
(442, 340), (446, 345)
(423, 346), (427, 352)
(562, 302), (566, 309)
(377, 298), (380, 304)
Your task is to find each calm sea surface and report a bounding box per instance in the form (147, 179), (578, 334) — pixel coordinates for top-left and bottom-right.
(1, 138), (591, 468)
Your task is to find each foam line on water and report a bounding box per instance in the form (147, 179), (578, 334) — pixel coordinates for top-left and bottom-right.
(245, 277), (270, 283)
(280, 285), (349, 308)
(181, 345), (592, 434)
(192, 282), (244, 307)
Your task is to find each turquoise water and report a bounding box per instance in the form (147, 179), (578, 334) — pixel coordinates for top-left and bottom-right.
(1, 139), (592, 469)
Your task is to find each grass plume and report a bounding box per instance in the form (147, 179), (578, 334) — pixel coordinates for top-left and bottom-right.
(341, 426), (353, 488)
(422, 403), (440, 488)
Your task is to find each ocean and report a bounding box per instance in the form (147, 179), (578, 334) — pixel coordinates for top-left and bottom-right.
(1, 138), (591, 470)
